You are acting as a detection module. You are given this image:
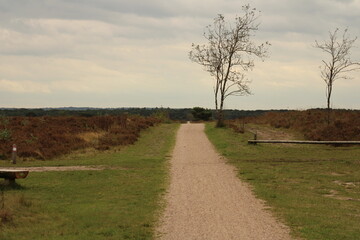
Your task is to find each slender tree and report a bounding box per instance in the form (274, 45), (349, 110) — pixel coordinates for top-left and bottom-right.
(189, 5), (269, 127)
(315, 28), (360, 120)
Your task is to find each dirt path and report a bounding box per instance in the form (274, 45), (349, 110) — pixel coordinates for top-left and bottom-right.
(157, 123), (293, 240)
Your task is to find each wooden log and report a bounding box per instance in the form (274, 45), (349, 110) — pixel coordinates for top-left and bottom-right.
(248, 140), (360, 145)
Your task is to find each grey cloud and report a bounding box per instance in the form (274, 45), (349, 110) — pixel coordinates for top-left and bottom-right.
(0, 0), (359, 109)
(2, 0), (357, 40)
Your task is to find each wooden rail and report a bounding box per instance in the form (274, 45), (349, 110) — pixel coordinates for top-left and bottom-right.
(248, 140), (360, 145)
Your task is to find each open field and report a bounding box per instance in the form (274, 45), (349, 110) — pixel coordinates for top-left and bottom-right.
(0, 123), (179, 240)
(1, 114), (359, 240)
(205, 123), (360, 240)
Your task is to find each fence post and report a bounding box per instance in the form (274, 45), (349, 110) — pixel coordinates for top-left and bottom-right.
(11, 144), (17, 164)
(253, 132), (257, 145)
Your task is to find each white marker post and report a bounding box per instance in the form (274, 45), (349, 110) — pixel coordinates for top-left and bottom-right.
(12, 144), (17, 164)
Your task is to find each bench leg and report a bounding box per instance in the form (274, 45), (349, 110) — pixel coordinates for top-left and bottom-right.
(3, 178), (16, 186)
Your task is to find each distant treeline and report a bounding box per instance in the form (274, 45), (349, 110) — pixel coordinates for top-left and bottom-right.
(0, 107), (287, 120)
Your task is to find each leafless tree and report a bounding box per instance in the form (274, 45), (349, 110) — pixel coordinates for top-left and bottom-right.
(315, 28), (360, 118)
(189, 5), (269, 127)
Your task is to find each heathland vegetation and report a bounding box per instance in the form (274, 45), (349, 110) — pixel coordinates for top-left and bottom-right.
(0, 115), (161, 160)
(226, 109), (360, 141)
(1, 108), (359, 161)
(0, 107), (270, 120)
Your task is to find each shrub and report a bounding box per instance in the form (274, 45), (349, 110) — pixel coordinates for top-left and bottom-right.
(0, 209), (13, 224)
(0, 129), (11, 141)
(191, 107), (212, 121)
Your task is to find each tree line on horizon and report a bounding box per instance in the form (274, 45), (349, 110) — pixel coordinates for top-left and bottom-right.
(0, 107), (283, 121)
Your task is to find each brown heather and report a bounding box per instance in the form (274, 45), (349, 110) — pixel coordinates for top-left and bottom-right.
(0, 115), (161, 160)
(228, 109), (360, 141)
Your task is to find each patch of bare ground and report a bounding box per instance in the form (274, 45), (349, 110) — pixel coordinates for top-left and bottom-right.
(323, 189), (360, 201)
(157, 123), (293, 240)
(329, 172), (346, 176)
(333, 180), (359, 188)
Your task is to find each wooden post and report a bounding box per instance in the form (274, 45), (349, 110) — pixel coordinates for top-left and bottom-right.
(252, 132), (257, 145)
(11, 144), (17, 164)
(1, 189), (4, 209)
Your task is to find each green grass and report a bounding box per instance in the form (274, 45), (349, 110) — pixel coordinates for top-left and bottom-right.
(205, 123), (360, 240)
(0, 123), (179, 240)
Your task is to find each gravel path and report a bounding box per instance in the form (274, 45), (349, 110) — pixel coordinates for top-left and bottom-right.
(157, 123), (293, 240)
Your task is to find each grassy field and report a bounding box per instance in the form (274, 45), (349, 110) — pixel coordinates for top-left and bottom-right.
(0, 123), (179, 240)
(205, 123), (360, 240)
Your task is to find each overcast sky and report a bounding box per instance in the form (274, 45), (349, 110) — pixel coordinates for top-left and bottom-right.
(1, 0), (359, 110)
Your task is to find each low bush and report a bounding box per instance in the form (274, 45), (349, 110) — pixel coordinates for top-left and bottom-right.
(0, 129), (11, 141)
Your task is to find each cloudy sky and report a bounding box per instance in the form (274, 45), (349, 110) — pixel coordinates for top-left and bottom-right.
(1, 0), (359, 110)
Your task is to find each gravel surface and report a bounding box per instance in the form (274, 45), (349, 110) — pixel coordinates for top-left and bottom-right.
(157, 123), (293, 240)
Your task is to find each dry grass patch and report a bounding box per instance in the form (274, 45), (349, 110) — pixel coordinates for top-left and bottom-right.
(78, 131), (106, 145)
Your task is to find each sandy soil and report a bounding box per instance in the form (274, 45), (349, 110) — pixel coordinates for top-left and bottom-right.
(157, 123), (293, 240)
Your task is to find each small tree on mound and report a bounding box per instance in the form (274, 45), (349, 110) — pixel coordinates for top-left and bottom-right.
(315, 28), (360, 123)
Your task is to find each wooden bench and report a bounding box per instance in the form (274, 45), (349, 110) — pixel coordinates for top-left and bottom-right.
(0, 169), (29, 185)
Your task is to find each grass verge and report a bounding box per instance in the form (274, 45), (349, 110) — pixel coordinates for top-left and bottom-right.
(205, 123), (360, 240)
(0, 123), (179, 240)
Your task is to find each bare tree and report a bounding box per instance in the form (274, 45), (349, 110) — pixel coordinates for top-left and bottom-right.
(189, 5), (269, 127)
(315, 28), (360, 118)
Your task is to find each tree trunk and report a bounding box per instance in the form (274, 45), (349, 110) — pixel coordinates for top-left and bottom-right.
(327, 83), (332, 110)
(326, 83), (332, 124)
(216, 110), (224, 127)
(216, 95), (225, 127)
